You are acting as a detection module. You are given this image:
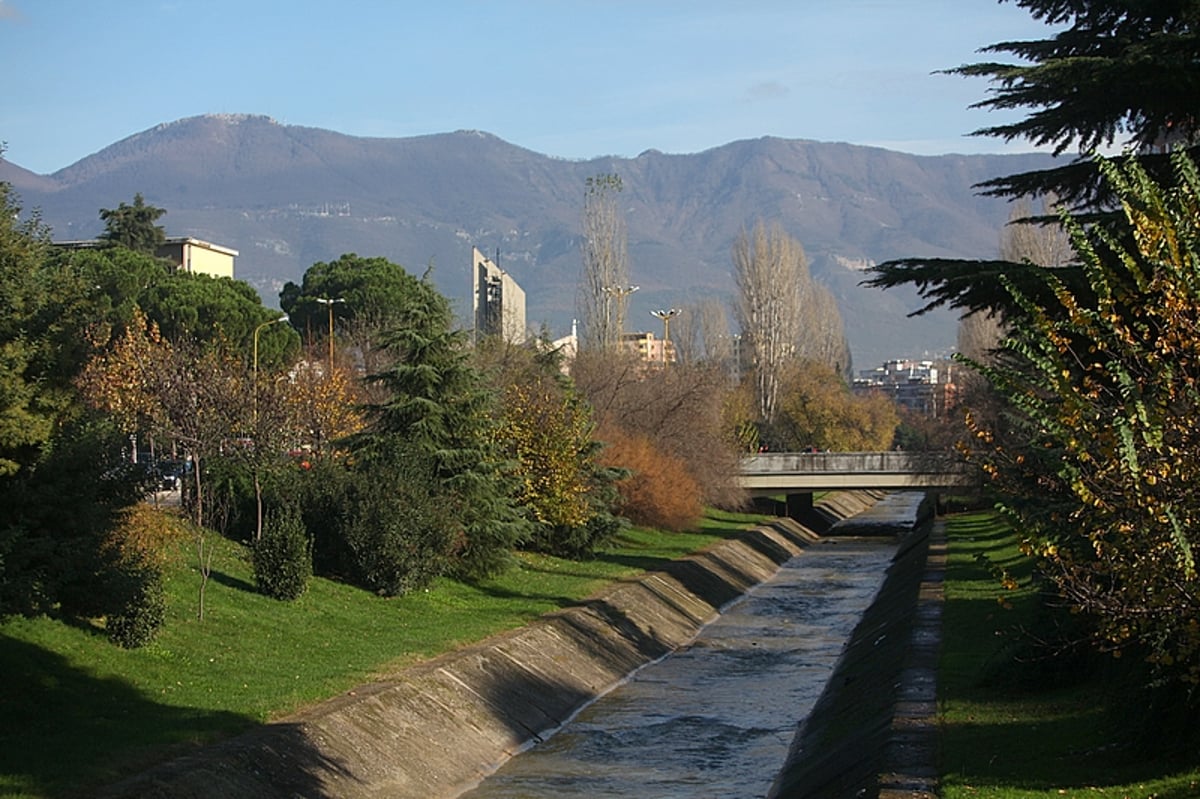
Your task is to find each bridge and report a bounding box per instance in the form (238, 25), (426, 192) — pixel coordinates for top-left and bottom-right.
(739, 451), (978, 520)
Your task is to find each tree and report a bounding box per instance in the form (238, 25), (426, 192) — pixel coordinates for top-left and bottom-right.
(770, 361), (898, 452)
(78, 317), (250, 619)
(732, 221), (848, 424)
(577, 174), (632, 351)
(99, 193), (167, 255)
(964, 151), (1200, 687)
(672, 297), (735, 370)
(283, 356), (366, 456)
(478, 338), (623, 557)
(572, 349), (744, 510)
(949, 0), (1200, 208)
(280, 253), (430, 378)
(0, 183), (58, 478)
(0, 180), (158, 628)
(354, 277), (530, 578)
(141, 271), (299, 363)
(867, 0), (1200, 319)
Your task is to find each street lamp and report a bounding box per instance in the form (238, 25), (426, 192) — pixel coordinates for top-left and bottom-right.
(650, 308), (681, 364)
(314, 297), (345, 374)
(253, 314), (289, 421)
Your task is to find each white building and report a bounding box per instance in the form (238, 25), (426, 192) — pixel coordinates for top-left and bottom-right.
(472, 247), (526, 344)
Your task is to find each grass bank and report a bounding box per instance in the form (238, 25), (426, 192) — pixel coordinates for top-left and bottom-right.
(0, 508), (766, 799)
(939, 511), (1200, 798)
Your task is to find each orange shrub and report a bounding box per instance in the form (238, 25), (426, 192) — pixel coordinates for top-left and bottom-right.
(596, 424), (703, 532)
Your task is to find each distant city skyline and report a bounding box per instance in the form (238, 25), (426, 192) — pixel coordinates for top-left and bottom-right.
(1, 1), (1066, 175)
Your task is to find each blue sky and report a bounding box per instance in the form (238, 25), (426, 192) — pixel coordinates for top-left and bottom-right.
(2, 1), (1058, 175)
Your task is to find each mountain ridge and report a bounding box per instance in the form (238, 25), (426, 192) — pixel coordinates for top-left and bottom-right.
(0, 114), (1056, 367)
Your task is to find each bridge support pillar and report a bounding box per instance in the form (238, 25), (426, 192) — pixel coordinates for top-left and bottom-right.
(785, 492), (813, 522)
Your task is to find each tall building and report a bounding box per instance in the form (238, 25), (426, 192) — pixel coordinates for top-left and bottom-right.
(472, 247), (526, 344)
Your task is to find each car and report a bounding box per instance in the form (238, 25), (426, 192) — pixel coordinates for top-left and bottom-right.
(156, 460), (187, 491)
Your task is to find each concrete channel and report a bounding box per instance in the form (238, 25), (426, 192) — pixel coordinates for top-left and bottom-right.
(98, 490), (938, 799)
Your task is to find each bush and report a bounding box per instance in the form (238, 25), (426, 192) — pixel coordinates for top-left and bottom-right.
(253, 502), (312, 600)
(596, 425), (703, 532)
(572, 352), (744, 509)
(106, 562), (166, 648)
(341, 467), (457, 596)
(268, 455), (354, 579)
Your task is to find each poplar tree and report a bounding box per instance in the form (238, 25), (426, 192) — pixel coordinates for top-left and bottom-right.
(577, 174), (631, 351)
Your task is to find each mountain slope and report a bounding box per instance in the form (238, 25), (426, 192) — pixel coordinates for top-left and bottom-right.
(2, 115), (1055, 366)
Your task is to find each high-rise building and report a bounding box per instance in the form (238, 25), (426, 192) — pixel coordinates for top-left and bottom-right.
(472, 247), (526, 344)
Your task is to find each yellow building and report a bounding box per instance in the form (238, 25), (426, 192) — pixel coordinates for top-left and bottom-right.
(155, 237), (238, 279)
(55, 236), (238, 279)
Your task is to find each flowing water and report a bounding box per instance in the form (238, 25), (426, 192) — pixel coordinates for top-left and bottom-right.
(458, 493), (926, 799)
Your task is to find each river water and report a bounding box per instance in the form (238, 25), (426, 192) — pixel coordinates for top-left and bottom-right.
(459, 493), (925, 799)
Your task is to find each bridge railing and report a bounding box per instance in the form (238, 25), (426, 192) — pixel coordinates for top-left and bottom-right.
(740, 451), (972, 476)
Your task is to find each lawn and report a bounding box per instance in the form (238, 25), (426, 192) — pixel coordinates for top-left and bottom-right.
(0, 508), (765, 799)
(938, 511), (1200, 798)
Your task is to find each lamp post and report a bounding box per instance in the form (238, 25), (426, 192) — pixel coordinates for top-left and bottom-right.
(253, 314), (289, 421)
(603, 284), (639, 349)
(314, 297), (345, 374)
(650, 308), (681, 364)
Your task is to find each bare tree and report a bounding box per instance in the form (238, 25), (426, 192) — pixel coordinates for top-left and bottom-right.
(959, 196), (1073, 365)
(801, 281), (852, 377)
(673, 297), (734, 370)
(577, 174), (631, 351)
(733, 222), (810, 423)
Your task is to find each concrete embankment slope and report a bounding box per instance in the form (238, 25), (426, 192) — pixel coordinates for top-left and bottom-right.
(98, 491), (885, 799)
(769, 499), (942, 799)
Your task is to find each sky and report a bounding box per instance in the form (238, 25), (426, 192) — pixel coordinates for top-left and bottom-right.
(1, 1), (1059, 176)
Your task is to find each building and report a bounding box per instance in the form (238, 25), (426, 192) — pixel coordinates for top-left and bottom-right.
(155, 237), (237, 278)
(620, 331), (676, 365)
(53, 236), (238, 279)
(851, 358), (958, 417)
(472, 247), (526, 344)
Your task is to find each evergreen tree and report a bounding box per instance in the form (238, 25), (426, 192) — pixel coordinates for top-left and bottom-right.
(867, 0), (1200, 317)
(355, 279), (530, 579)
(964, 151), (1200, 688)
(955, 0), (1200, 207)
(98, 193), (167, 255)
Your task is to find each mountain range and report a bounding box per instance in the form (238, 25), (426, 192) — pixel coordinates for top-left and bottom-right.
(0, 114), (1056, 368)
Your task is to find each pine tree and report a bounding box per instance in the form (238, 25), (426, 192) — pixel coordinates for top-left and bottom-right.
(867, 0), (1200, 318)
(955, 0), (1200, 207)
(98, 193), (167, 255)
(355, 281), (530, 579)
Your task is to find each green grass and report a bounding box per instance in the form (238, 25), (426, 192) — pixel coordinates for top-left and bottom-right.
(938, 512), (1200, 798)
(0, 507), (767, 798)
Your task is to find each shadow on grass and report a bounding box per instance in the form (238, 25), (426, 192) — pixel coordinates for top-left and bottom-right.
(941, 711), (1200, 797)
(208, 568), (258, 594)
(0, 636), (351, 798)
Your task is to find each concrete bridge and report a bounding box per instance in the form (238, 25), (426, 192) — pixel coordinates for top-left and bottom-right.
(739, 451), (978, 520)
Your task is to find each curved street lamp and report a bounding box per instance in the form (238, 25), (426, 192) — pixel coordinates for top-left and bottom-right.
(650, 308), (681, 364)
(253, 314), (289, 421)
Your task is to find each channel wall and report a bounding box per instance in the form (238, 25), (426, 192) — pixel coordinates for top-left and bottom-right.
(98, 490), (888, 799)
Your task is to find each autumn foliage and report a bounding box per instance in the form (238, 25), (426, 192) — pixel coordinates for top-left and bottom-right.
(596, 424), (702, 532)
